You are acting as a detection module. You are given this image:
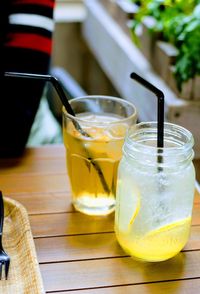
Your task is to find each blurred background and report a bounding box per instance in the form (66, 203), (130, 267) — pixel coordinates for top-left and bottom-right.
(28, 0), (200, 181)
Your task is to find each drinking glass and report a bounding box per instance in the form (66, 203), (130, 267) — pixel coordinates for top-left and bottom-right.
(62, 95), (137, 215)
(115, 122), (196, 261)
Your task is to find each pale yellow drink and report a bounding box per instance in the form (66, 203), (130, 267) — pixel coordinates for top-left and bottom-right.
(115, 122), (195, 262)
(63, 113), (129, 215)
(116, 215), (191, 262)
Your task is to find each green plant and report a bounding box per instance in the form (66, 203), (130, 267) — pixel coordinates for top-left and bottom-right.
(174, 4), (200, 89)
(130, 0), (200, 90)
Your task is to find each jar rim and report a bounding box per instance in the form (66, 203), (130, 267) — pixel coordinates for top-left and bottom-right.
(124, 121), (194, 159)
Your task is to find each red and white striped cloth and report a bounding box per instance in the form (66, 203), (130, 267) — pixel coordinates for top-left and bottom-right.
(5, 0), (55, 55)
(0, 0), (56, 157)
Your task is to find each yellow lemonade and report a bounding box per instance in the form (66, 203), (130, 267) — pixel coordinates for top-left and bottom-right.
(115, 121), (195, 262)
(63, 113), (128, 215)
(115, 217), (191, 262)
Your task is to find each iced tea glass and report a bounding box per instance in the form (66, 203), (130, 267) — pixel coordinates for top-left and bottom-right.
(62, 96), (137, 215)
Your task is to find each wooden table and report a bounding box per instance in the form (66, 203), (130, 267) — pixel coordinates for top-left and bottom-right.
(0, 145), (200, 293)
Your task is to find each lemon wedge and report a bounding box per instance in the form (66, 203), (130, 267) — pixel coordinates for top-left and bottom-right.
(116, 216), (191, 262)
(129, 196), (140, 226)
(146, 216), (191, 237)
(117, 179), (141, 233)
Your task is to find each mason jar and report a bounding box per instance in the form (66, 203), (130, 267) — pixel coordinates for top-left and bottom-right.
(115, 122), (196, 262)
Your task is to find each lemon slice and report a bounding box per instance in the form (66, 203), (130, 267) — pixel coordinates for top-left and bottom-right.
(129, 196), (140, 226)
(117, 216), (191, 262)
(117, 179), (141, 233)
(146, 216), (191, 238)
(128, 216), (192, 261)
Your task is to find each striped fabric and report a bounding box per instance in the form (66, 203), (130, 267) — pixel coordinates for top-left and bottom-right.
(0, 0), (55, 157)
(5, 0), (55, 55)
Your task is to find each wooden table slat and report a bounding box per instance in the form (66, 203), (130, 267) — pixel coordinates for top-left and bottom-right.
(28, 203), (200, 238)
(4, 189), (200, 215)
(41, 251), (200, 292)
(30, 212), (114, 237)
(7, 192), (73, 214)
(49, 278), (200, 294)
(0, 158), (66, 175)
(0, 174), (69, 194)
(35, 227), (200, 264)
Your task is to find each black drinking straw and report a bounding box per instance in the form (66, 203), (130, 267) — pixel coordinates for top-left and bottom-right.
(4, 71), (90, 138)
(4, 71), (110, 193)
(5, 71), (75, 115)
(130, 72), (164, 148)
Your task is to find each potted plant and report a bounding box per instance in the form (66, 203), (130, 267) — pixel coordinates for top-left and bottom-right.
(130, 0), (200, 100)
